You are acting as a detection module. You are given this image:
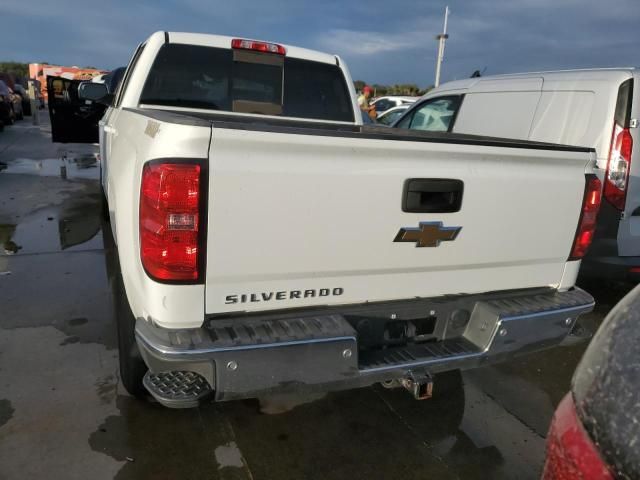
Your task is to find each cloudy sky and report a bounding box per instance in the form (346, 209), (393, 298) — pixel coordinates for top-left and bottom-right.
(1, 0), (639, 86)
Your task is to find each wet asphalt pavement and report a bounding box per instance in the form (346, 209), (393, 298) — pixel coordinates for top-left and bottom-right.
(0, 115), (636, 480)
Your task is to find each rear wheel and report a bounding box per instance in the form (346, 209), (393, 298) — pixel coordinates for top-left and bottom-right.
(110, 253), (148, 398)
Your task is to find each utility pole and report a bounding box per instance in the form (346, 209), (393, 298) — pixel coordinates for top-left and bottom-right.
(434, 6), (450, 88)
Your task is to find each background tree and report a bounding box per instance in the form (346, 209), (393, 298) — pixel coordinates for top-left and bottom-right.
(355, 81), (434, 97)
(0, 62), (29, 78)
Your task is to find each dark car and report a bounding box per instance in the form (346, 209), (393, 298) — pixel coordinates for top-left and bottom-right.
(0, 79), (15, 129)
(47, 67), (126, 143)
(543, 284), (640, 479)
(13, 84), (31, 116)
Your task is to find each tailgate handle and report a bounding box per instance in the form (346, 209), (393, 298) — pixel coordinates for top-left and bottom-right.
(402, 179), (464, 213)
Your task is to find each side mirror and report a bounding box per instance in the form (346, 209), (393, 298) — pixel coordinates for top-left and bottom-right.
(78, 82), (112, 105)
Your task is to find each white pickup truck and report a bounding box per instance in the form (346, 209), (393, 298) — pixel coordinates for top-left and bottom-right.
(67, 32), (600, 408)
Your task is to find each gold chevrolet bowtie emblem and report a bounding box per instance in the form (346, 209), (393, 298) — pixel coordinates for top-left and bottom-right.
(394, 222), (462, 247)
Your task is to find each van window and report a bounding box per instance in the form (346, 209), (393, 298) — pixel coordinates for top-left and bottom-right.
(396, 96), (461, 132)
(615, 79), (633, 128)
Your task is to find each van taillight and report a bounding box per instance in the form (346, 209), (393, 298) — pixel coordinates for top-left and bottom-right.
(569, 175), (602, 260)
(542, 393), (613, 480)
(140, 162), (202, 282)
(604, 124), (633, 210)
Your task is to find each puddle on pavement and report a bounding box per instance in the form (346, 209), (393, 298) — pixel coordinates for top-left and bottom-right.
(0, 192), (102, 256)
(0, 154), (99, 181)
(89, 396), (227, 480)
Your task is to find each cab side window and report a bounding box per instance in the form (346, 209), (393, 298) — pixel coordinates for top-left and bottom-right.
(396, 96), (462, 132)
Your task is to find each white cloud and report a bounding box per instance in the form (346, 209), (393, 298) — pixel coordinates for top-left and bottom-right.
(317, 26), (442, 56)
(315, 13), (494, 57)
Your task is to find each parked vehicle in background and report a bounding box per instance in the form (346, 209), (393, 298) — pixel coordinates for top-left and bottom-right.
(8, 87), (23, 120)
(0, 80), (15, 127)
(13, 84), (31, 116)
(31, 79), (45, 109)
(62, 31), (598, 410)
(394, 69), (640, 282)
(46, 67), (127, 143)
(543, 283), (640, 479)
(47, 76), (105, 143)
(0, 73), (15, 90)
(371, 95), (416, 113)
(376, 104), (410, 125)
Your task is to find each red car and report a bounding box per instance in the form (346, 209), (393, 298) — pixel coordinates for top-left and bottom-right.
(543, 284), (640, 479)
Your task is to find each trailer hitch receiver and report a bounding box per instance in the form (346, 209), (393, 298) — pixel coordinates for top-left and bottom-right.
(401, 372), (434, 400)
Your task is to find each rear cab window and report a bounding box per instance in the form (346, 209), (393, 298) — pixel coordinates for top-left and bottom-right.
(139, 43), (354, 123)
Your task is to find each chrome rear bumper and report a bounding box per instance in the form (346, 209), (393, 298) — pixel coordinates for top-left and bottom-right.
(136, 287), (594, 406)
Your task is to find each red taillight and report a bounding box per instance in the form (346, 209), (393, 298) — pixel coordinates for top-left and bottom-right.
(140, 162), (202, 282)
(604, 124), (633, 210)
(569, 175), (602, 260)
(542, 393), (613, 480)
(231, 38), (286, 55)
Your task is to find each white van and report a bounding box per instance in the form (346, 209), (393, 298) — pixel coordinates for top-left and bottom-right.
(395, 69), (639, 282)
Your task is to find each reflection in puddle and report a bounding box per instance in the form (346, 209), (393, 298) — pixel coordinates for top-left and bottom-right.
(0, 202), (102, 256)
(0, 154), (99, 180)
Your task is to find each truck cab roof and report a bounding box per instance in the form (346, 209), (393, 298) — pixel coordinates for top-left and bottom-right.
(160, 31), (339, 66)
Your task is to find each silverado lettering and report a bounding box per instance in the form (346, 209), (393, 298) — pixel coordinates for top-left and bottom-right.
(225, 288), (344, 304)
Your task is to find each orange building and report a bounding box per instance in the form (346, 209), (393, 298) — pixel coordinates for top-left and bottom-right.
(29, 64), (106, 101)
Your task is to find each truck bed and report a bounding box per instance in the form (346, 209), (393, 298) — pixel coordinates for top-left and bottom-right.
(111, 106), (595, 326)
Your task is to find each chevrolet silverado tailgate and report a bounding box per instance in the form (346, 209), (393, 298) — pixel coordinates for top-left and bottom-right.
(205, 123), (593, 314)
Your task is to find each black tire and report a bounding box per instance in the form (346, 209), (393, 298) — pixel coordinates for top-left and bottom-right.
(112, 262), (148, 398)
